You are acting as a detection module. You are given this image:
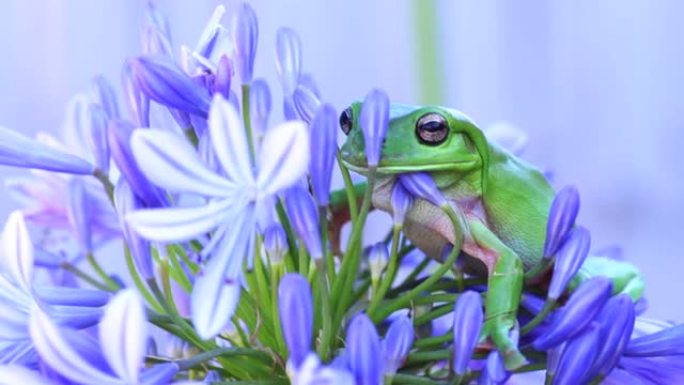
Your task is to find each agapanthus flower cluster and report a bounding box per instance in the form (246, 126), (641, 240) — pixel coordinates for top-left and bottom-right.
(0, 3), (681, 385)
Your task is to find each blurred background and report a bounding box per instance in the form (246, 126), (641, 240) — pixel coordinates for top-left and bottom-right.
(0, 0), (682, 321)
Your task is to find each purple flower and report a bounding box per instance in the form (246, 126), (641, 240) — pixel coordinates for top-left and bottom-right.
(278, 274), (313, 368)
(309, 104), (338, 206)
(30, 289), (179, 385)
(232, 2), (258, 84)
(553, 323), (601, 385)
(213, 55), (232, 99)
(114, 179), (153, 279)
(263, 225), (288, 264)
(359, 89), (389, 167)
(126, 95), (309, 338)
(533, 277), (612, 351)
(591, 294), (636, 378)
(85, 104), (110, 174)
(543, 186), (580, 258)
(191, 5), (231, 69)
(92, 75), (120, 119)
(292, 84), (321, 124)
(346, 313), (382, 385)
(122, 61), (150, 127)
(127, 55), (211, 119)
(548, 226), (591, 300)
(390, 181), (413, 226)
(250, 78), (272, 138)
(478, 351), (510, 385)
(66, 178), (93, 255)
(398, 172), (447, 207)
(284, 188), (322, 260)
(625, 322), (684, 356)
(451, 291), (484, 376)
(289, 354), (355, 385)
(382, 314), (414, 375)
(107, 119), (167, 207)
(368, 242), (389, 282)
(275, 27), (302, 97)
(0, 126), (93, 175)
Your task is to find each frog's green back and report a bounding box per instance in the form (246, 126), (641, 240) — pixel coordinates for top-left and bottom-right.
(482, 143), (554, 268)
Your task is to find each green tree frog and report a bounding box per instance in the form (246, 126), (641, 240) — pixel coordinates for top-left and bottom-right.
(337, 103), (644, 369)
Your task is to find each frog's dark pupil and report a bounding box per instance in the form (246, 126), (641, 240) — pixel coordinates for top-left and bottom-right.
(339, 108), (353, 135)
(416, 113), (448, 145)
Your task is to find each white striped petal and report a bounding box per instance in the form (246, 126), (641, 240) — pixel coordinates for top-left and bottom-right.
(126, 198), (234, 242)
(208, 95), (255, 186)
(99, 290), (147, 384)
(29, 306), (123, 385)
(256, 121), (309, 196)
(131, 129), (235, 197)
(192, 207), (255, 339)
(1, 211), (33, 292)
(0, 365), (57, 385)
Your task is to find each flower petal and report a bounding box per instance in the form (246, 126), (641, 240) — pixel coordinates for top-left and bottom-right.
(191, 207), (255, 339)
(126, 199), (233, 242)
(99, 289), (147, 384)
(257, 121), (309, 196)
(208, 95), (255, 185)
(1, 211), (34, 292)
(275, 27), (302, 96)
(0, 365), (57, 385)
(29, 306), (122, 385)
(67, 178), (93, 254)
(131, 129), (235, 197)
(0, 126), (93, 174)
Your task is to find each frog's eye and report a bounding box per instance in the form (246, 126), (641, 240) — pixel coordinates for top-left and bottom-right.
(339, 107), (353, 135)
(416, 113), (448, 145)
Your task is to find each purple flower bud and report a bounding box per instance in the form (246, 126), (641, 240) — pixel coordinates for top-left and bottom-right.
(283, 96), (298, 121)
(0, 126), (94, 175)
(591, 294), (635, 378)
(122, 62), (150, 127)
(452, 291), (484, 376)
(114, 179), (153, 279)
(92, 75), (120, 119)
(553, 323), (601, 385)
(382, 314), (414, 375)
(279, 274), (313, 369)
(359, 89), (389, 167)
(128, 55), (211, 118)
(390, 181), (413, 225)
(284, 188), (322, 260)
(299, 73), (321, 99)
(398, 172), (447, 207)
(142, 25), (173, 57)
(293, 84), (321, 124)
(548, 226), (591, 300)
(263, 225), (288, 264)
(309, 104), (337, 206)
(346, 313), (382, 385)
(87, 104), (110, 174)
(213, 54), (232, 99)
(275, 27), (302, 96)
(232, 2), (258, 84)
(625, 322), (684, 357)
(543, 186), (580, 258)
(520, 293), (546, 315)
(478, 351), (510, 385)
(368, 242), (389, 282)
(66, 178), (92, 255)
(533, 277), (612, 351)
(107, 120), (166, 207)
(250, 78), (271, 136)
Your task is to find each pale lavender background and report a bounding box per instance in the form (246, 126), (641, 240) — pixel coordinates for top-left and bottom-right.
(0, 1), (682, 321)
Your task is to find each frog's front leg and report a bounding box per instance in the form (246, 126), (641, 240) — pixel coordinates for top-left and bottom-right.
(467, 219), (528, 370)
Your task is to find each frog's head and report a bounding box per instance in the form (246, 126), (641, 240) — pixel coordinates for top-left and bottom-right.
(339, 103), (488, 176)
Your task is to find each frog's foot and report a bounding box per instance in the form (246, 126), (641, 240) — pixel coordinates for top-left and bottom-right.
(569, 256), (645, 302)
(482, 316), (528, 370)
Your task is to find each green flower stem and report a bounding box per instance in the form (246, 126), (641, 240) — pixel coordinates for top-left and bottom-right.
(298, 244), (309, 277)
(395, 257), (430, 290)
(275, 200), (299, 269)
(253, 237), (272, 310)
(169, 244), (199, 274)
(336, 151), (359, 223)
(405, 349), (451, 364)
(413, 332), (452, 348)
(165, 246), (192, 292)
(184, 126), (199, 147)
(319, 206), (336, 280)
(315, 259), (334, 360)
(392, 374), (440, 385)
(124, 245), (163, 313)
(86, 252), (120, 291)
(270, 263), (286, 356)
(174, 347), (275, 371)
(241, 84), (256, 163)
(414, 303), (453, 326)
(521, 299), (556, 335)
(159, 259), (180, 315)
(412, 292), (458, 305)
(372, 206), (463, 323)
(367, 226), (401, 317)
(93, 168), (115, 203)
(60, 262), (110, 292)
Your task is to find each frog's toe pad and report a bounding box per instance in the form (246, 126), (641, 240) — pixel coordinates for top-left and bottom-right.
(502, 348), (528, 371)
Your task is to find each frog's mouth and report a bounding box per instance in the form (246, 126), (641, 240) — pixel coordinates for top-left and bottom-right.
(342, 159), (478, 175)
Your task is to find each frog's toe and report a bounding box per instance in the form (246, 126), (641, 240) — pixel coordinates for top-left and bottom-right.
(501, 347), (528, 370)
(485, 317), (529, 370)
